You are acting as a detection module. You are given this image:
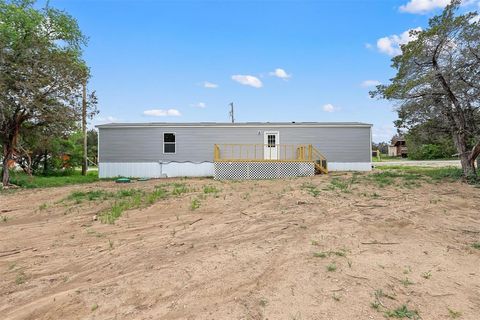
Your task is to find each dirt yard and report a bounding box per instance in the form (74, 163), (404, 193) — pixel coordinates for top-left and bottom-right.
(1, 172), (479, 320)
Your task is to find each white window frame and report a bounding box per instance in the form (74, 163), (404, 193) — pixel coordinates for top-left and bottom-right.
(163, 132), (176, 154)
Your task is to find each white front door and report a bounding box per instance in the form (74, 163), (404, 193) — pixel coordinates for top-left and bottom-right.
(264, 131), (279, 160)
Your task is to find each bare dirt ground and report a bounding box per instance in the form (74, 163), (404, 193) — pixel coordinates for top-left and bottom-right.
(1, 172), (479, 320)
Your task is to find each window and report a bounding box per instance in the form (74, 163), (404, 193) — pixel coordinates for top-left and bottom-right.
(164, 133), (176, 153)
(267, 134), (276, 147)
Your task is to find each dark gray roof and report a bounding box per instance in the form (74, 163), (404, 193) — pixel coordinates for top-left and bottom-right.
(96, 121), (372, 128)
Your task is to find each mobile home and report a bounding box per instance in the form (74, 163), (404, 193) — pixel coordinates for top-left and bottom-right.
(96, 122), (372, 179)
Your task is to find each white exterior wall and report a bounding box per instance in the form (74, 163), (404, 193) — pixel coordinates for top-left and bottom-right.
(328, 162), (372, 171)
(388, 146), (397, 157)
(99, 161), (371, 178)
(99, 162), (214, 178)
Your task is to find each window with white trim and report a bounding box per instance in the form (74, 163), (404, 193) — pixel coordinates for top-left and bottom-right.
(163, 133), (176, 153)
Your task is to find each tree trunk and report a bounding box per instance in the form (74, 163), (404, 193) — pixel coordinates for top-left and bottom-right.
(81, 79), (88, 176)
(452, 131), (476, 177)
(43, 149), (48, 174)
(468, 140), (480, 169)
(2, 143), (13, 186)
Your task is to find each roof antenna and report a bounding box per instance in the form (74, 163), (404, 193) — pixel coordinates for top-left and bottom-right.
(229, 102), (235, 123)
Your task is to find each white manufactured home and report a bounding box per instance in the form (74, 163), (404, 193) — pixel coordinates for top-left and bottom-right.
(96, 122), (372, 179)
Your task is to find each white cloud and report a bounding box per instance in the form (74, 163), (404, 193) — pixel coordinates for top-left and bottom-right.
(377, 27), (422, 56)
(269, 68), (291, 79)
(365, 43), (373, 49)
(399, 0), (480, 14)
(373, 124), (396, 143)
(361, 80), (382, 87)
(231, 75), (263, 88)
(143, 109), (182, 117)
(322, 104), (338, 113)
(399, 0), (450, 14)
(191, 102), (206, 108)
(202, 81), (218, 89)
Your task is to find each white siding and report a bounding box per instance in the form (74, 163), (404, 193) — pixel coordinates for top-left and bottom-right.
(99, 162), (214, 178)
(328, 162), (372, 171)
(99, 161), (371, 178)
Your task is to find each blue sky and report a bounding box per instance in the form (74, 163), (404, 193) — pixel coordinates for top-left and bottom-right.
(48, 0), (480, 142)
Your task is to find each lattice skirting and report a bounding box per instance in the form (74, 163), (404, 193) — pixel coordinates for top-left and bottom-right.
(214, 161), (315, 180)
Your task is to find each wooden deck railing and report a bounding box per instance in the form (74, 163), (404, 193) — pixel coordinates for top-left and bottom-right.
(213, 144), (328, 173)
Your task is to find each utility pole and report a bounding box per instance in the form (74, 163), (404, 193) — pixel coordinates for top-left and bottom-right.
(81, 79), (88, 176)
(229, 102), (235, 123)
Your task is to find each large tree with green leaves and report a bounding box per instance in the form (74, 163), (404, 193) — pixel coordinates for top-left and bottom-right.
(372, 0), (480, 179)
(0, 0), (95, 186)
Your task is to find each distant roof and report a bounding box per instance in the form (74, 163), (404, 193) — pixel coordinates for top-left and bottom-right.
(96, 121), (372, 128)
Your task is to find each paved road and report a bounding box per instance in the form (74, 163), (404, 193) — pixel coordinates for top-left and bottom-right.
(373, 160), (461, 168)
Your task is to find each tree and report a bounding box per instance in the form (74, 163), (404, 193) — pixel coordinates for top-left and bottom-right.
(372, 141), (389, 154)
(0, 0), (96, 185)
(404, 119), (457, 160)
(86, 129), (98, 164)
(372, 0), (480, 179)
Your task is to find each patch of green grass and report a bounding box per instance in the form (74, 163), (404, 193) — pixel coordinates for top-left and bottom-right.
(15, 271), (27, 285)
(171, 183), (189, 196)
(375, 166), (464, 183)
(448, 308), (462, 319)
(421, 271), (432, 279)
(1, 215), (8, 223)
(326, 263), (337, 272)
(332, 250), (347, 257)
(66, 189), (113, 203)
(301, 182), (320, 197)
(39, 203), (48, 210)
(9, 170), (99, 189)
(91, 303), (99, 311)
(471, 242), (480, 249)
(190, 198), (201, 211)
(259, 298), (268, 307)
(313, 252), (328, 258)
(313, 249), (347, 259)
(367, 171), (403, 187)
(332, 293), (341, 301)
(384, 305), (419, 319)
(203, 185), (220, 194)
(400, 277), (414, 286)
(403, 266), (412, 274)
(328, 177), (350, 192)
(101, 201), (130, 224)
(99, 187), (169, 224)
(145, 187), (167, 204)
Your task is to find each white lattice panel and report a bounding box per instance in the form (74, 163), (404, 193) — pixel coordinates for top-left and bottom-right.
(214, 162), (314, 180)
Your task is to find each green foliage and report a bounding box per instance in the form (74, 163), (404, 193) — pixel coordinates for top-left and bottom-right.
(448, 308), (462, 319)
(0, 0), (97, 185)
(313, 252), (327, 258)
(301, 182), (320, 197)
(370, 1), (480, 178)
(190, 198), (201, 210)
(326, 263), (337, 272)
(404, 120), (457, 160)
(171, 183), (189, 196)
(368, 166), (464, 187)
(8, 170), (98, 189)
(384, 305), (419, 319)
(203, 185), (220, 194)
